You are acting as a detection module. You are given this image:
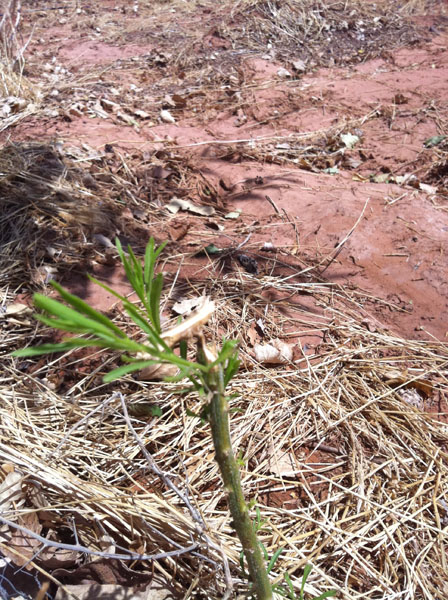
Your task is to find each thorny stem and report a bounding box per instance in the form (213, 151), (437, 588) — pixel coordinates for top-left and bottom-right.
(207, 365), (273, 600)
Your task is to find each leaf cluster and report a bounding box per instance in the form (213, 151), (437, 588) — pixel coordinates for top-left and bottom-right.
(12, 238), (239, 389)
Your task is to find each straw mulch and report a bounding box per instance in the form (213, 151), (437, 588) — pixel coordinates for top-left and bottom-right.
(0, 142), (117, 289)
(163, 0), (426, 82)
(2, 243), (448, 598)
(227, 0), (422, 68)
(1, 1), (447, 595)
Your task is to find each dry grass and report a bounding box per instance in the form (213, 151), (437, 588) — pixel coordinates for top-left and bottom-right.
(187, 108), (379, 171)
(0, 0), (41, 132)
(0, 142), (112, 288)
(85, 0), (429, 100)
(220, 0), (422, 69)
(2, 240), (448, 598)
(423, 137), (448, 203)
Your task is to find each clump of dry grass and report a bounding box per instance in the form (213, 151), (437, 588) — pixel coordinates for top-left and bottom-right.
(0, 0), (21, 64)
(424, 140), (448, 202)
(0, 0), (40, 130)
(0, 142), (116, 288)
(229, 0), (422, 69)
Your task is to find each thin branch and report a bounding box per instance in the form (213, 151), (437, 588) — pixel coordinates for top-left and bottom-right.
(319, 197), (369, 275)
(0, 519), (197, 561)
(119, 392), (205, 527)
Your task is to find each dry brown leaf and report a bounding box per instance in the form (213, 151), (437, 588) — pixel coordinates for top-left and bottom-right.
(172, 296), (205, 316)
(3, 512), (42, 569)
(254, 339), (293, 364)
(246, 322), (259, 347)
(53, 557), (153, 586)
(168, 220), (190, 242)
(38, 544), (79, 570)
(55, 582), (170, 600)
(137, 362), (179, 381)
(383, 369), (434, 396)
(0, 471), (24, 512)
(267, 445), (298, 477)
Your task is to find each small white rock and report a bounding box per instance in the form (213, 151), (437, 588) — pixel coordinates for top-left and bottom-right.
(160, 109), (176, 124)
(277, 67), (292, 78)
(292, 59), (306, 72)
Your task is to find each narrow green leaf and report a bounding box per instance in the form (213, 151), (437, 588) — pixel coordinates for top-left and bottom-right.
(212, 340), (239, 368)
(143, 237), (155, 286)
(122, 302), (155, 337)
(33, 295), (119, 338)
(87, 275), (128, 303)
(12, 334), (142, 358)
(259, 541), (269, 561)
(12, 342), (80, 357)
(88, 277), (153, 335)
(115, 238), (135, 287)
(271, 583), (289, 598)
(311, 592), (337, 600)
(284, 573), (296, 600)
(267, 547), (284, 574)
(300, 565), (313, 600)
(239, 550), (247, 578)
(120, 354), (141, 363)
(149, 272), (163, 332)
(127, 245), (145, 296)
(34, 314), (90, 333)
(58, 336), (142, 352)
(153, 239), (167, 261)
(34, 316), (134, 352)
(103, 360), (158, 382)
(115, 236), (124, 257)
(224, 354), (240, 388)
(50, 282), (125, 338)
(52, 337), (116, 349)
(157, 351), (206, 372)
(185, 407), (203, 419)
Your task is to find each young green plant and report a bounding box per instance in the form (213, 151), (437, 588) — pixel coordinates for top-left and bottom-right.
(12, 238), (273, 599)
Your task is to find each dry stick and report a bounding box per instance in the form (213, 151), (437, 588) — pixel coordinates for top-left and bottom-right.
(265, 194), (281, 215)
(319, 197), (370, 275)
(0, 517), (197, 561)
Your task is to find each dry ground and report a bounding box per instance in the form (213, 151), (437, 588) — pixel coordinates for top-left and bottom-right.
(1, 1), (448, 599)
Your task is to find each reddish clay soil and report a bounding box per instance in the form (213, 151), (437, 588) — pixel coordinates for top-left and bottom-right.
(7, 1), (448, 347)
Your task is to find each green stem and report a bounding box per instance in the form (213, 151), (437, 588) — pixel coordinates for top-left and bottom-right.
(208, 367), (273, 600)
